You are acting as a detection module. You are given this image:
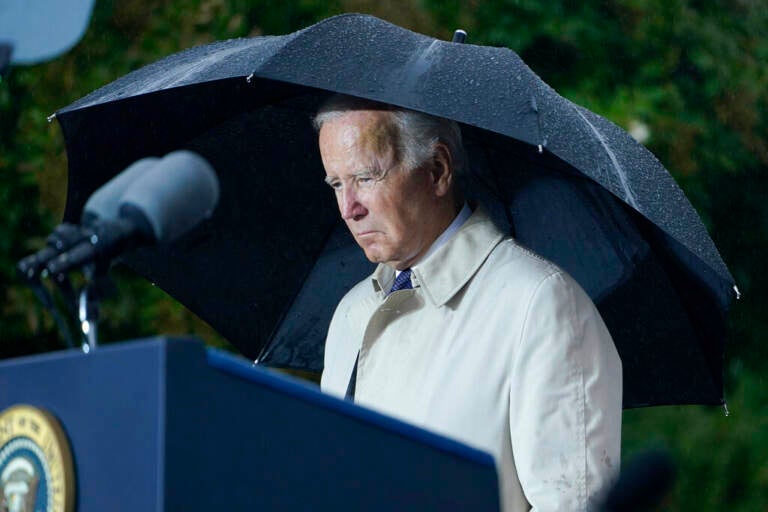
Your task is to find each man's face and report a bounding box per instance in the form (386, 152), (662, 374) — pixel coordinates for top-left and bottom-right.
(318, 110), (443, 270)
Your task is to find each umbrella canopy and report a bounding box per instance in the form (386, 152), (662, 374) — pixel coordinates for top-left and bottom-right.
(55, 14), (735, 408)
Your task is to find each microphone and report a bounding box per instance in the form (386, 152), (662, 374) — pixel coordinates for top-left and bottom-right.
(81, 157), (159, 224)
(17, 223), (90, 280)
(45, 150), (219, 275)
(117, 150), (219, 243)
(16, 157), (160, 279)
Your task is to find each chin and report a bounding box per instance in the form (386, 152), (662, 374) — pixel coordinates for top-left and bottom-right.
(360, 247), (389, 264)
(363, 252), (385, 264)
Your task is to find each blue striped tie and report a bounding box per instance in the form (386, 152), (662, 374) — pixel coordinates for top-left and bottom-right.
(389, 268), (413, 294)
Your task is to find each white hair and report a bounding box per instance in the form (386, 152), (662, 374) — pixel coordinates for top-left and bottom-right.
(313, 94), (466, 175)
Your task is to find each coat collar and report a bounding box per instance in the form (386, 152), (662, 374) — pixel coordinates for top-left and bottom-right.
(370, 208), (505, 306)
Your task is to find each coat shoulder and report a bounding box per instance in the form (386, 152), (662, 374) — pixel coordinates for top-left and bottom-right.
(486, 237), (565, 284)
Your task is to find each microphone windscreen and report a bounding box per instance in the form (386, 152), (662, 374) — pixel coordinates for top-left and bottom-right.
(82, 157), (159, 224)
(118, 150), (219, 242)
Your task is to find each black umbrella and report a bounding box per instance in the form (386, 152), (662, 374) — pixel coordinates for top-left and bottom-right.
(54, 14), (736, 408)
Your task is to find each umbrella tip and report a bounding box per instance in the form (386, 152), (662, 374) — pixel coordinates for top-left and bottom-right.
(46, 113), (56, 123)
(733, 285), (741, 300)
(452, 29), (467, 44)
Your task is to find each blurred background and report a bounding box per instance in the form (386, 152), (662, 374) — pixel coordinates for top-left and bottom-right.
(1, 0), (766, 508)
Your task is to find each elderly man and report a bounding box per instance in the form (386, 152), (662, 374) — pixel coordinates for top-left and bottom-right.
(316, 95), (622, 512)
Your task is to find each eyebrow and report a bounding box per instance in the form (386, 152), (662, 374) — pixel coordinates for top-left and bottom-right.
(323, 168), (382, 185)
(353, 168), (380, 179)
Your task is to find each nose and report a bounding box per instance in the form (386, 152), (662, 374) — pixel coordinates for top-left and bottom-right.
(339, 185), (367, 221)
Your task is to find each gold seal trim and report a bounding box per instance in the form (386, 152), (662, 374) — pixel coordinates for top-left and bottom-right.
(0, 405), (75, 512)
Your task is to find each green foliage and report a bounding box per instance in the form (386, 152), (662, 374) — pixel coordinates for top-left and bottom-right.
(622, 362), (768, 509)
(0, 56), (62, 356)
(1, 1), (766, 508)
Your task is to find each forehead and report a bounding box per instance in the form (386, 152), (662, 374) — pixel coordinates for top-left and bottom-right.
(319, 110), (400, 163)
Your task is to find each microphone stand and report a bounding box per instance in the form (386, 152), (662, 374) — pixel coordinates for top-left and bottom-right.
(78, 283), (98, 353)
(26, 274), (77, 349)
(51, 270), (79, 317)
(78, 261), (113, 353)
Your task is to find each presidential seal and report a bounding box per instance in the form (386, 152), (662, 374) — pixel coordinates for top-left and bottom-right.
(0, 405), (75, 512)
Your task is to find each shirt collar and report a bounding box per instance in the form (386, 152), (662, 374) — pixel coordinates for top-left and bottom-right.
(372, 207), (504, 305)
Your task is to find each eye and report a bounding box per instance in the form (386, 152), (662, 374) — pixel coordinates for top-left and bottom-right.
(325, 179), (342, 190)
(355, 172), (378, 187)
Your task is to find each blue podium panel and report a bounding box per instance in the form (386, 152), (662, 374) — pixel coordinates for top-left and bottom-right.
(0, 338), (499, 511)
(0, 340), (166, 510)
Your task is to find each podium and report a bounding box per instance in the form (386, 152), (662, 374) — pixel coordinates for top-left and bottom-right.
(0, 338), (499, 511)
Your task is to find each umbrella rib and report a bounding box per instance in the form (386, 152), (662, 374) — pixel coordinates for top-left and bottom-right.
(573, 108), (640, 211)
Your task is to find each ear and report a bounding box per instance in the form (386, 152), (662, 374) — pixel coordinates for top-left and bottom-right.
(431, 142), (454, 198)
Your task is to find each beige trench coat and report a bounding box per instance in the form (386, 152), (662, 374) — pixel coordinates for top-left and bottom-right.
(322, 208), (622, 511)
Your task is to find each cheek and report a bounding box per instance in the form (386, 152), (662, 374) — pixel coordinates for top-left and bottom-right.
(356, 186), (375, 201)
(357, 181), (415, 230)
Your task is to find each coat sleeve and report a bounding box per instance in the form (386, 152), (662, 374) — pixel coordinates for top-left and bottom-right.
(321, 281), (375, 398)
(508, 270), (622, 511)
(321, 298), (357, 398)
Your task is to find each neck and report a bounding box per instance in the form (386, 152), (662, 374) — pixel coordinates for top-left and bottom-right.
(391, 197), (463, 271)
